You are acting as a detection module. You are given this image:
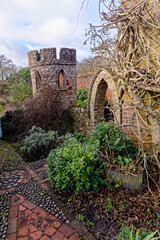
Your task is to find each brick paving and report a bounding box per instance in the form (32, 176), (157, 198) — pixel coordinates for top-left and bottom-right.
(0, 144), (82, 240)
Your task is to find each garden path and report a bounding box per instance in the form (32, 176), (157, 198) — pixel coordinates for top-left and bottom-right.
(0, 142), (93, 240)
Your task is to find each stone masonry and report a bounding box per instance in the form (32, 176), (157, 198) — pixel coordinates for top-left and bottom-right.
(28, 47), (77, 107)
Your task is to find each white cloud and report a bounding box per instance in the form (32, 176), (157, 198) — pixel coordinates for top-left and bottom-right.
(0, 0), (100, 66)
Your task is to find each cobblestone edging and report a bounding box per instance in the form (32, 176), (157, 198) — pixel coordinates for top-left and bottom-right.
(36, 169), (48, 179)
(15, 178), (70, 223)
(0, 192), (11, 239)
(29, 159), (47, 170)
(0, 172), (24, 190)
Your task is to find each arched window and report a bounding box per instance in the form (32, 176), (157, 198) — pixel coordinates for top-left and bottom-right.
(58, 69), (66, 89)
(36, 71), (41, 90)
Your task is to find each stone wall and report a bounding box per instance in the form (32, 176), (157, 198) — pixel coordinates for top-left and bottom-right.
(72, 108), (93, 136)
(28, 48), (77, 107)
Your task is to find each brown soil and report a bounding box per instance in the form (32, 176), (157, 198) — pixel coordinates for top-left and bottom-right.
(47, 180), (160, 240)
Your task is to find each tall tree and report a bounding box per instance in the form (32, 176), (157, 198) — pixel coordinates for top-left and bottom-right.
(77, 56), (109, 75)
(0, 55), (17, 80)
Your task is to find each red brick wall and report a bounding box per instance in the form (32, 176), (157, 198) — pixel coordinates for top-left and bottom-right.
(121, 93), (152, 150)
(77, 74), (113, 100)
(76, 74), (93, 89)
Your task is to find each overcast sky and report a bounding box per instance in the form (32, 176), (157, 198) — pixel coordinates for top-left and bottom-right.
(0, 0), (100, 66)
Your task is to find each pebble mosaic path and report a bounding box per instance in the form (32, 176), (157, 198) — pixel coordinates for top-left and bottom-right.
(0, 142), (95, 240)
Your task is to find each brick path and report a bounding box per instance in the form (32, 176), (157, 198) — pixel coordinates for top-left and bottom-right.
(0, 143), (82, 240)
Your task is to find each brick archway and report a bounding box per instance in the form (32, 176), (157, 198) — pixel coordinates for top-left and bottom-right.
(88, 69), (120, 126)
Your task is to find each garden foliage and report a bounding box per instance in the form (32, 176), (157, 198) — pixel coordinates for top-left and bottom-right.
(77, 88), (88, 109)
(21, 126), (60, 158)
(47, 122), (141, 193)
(47, 137), (103, 193)
(74, 132), (89, 143)
(18, 67), (31, 80)
(91, 122), (140, 172)
(8, 79), (32, 105)
(7, 67), (32, 105)
(116, 225), (158, 240)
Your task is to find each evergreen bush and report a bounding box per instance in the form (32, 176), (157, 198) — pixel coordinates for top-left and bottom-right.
(91, 122), (140, 172)
(21, 126), (61, 158)
(47, 137), (104, 193)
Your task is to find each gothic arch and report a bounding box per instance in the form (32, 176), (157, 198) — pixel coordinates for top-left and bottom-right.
(58, 69), (67, 89)
(88, 69), (120, 126)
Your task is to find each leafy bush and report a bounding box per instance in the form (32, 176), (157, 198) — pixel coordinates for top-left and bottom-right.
(74, 132), (89, 143)
(18, 67), (31, 80)
(21, 126), (61, 158)
(47, 137), (104, 193)
(91, 122), (140, 172)
(8, 79), (32, 105)
(77, 88), (88, 109)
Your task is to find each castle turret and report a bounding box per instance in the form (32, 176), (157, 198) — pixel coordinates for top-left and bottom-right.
(28, 47), (77, 107)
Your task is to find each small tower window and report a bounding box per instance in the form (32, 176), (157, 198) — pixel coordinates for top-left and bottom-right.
(36, 71), (41, 90)
(58, 69), (66, 89)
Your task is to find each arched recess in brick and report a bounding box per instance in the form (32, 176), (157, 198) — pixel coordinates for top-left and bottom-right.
(58, 69), (67, 89)
(119, 88), (125, 125)
(36, 71), (41, 90)
(88, 69), (120, 126)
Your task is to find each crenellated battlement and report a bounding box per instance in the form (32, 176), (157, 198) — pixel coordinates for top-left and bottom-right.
(28, 47), (76, 67)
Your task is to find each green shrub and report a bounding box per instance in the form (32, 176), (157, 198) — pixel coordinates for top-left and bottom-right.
(74, 132), (89, 143)
(18, 67), (31, 79)
(91, 122), (139, 172)
(47, 137), (104, 193)
(77, 88), (88, 109)
(8, 79), (32, 105)
(22, 126), (60, 158)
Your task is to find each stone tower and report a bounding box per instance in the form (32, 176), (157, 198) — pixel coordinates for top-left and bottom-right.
(27, 47), (77, 107)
